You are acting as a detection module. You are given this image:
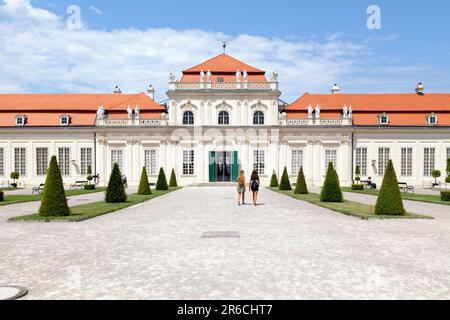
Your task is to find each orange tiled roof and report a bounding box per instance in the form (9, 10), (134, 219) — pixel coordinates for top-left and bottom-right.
(287, 93), (450, 111)
(183, 54), (265, 74)
(0, 93), (164, 127)
(286, 93), (450, 126)
(0, 93), (164, 111)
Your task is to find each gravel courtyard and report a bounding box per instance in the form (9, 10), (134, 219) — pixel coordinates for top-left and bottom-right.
(1, 186), (450, 300)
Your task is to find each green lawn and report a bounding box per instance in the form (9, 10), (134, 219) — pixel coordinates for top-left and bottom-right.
(9, 188), (179, 222)
(0, 188), (106, 206)
(342, 187), (450, 206)
(270, 188), (431, 220)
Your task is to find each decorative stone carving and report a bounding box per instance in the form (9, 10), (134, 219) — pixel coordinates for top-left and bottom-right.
(315, 105), (321, 119)
(96, 105), (106, 120)
(308, 105), (314, 119)
(243, 70), (248, 82)
(206, 70), (212, 82)
(135, 105), (140, 118)
(236, 69), (241, 82)
(271, 70), (279, 82)
(169, 71), (176, 82)
(200, 70), (205, 83)
(127, 106), (133, 119)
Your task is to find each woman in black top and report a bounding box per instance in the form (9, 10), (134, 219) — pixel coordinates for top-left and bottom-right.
(249, 170), (260, 206)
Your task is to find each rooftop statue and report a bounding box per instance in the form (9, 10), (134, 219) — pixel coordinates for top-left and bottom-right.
(96, 106), (106, 120)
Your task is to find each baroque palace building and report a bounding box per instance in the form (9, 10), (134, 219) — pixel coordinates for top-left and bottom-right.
(0, 53), (450, 187)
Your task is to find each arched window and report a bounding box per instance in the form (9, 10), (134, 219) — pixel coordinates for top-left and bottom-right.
(183, 111), (194, 125)
(218, 111), (229, 125)
(427, 113), (437, 125)
(378, 113), (389, 125)
(253, 111), (265, 125)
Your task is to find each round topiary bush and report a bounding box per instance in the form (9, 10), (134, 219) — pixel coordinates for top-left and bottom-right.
(138, 167), (152, 195)
(169, 169), (178, 188)
(0, 191), (4, 202)
(39, 156), (70, 217)
(446, 176), (450, 184)
(320, 162), (344, 202)
(375, 160), (405, 216)
(294, 167), (309, 195)
(156, 167), (169, 191)
(279, 167), (292, 191)
(352, 184), (364, 191)
(105, 163), (127, 203)
(441, 191), (450, 202)
(270, 171), (279, 188)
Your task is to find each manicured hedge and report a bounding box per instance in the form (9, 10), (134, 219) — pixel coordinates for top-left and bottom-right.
(441, 191), (450, 202)
(84, 184), (96, 190)
(138, 167), (152, 195)
(105, 163), (127, 203)
(320, 162), (343, 202)
(39, 156), (70, 217)
(270, 171), (279, 188)
(294, 167), (309, 195)
(169, 169), (178, 188)
(351, 184), (364, 191)
(279, 167), (292, 191)
(156, 168), (169, 191)
(0, 191), (3, 202)
(375, 160), (405, 216)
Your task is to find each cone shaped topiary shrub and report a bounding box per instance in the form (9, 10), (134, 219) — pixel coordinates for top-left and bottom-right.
(39, 156), (70, 217)
(156, 167), (169, 191)
(375, 160), (405, 216)
(105, 163), (127, 203)
(320, 162), (344, 202)
(279, 167), (292, 191)
(294, 167), (309, 194)
(138, 167), (152, 195)
(270, 170), (279, 188)
(0, 191), (4, 202)
(169, 169), (178, 188)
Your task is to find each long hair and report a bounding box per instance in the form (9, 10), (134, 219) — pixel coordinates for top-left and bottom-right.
(251, 170), (259, 181)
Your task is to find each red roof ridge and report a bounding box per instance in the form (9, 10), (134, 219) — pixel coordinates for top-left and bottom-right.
(183, 53), (265, 74)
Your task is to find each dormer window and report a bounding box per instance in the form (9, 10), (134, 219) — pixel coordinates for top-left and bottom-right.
(60, 115), (71, 126)
(427, 113), (437, 125)
(217, 77), (224, 83)
(378, 113), (389, 125)
(16, 115), (26, 126)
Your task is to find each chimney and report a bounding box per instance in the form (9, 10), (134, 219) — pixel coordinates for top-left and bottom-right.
(415, 82), (425, 95)
(146, 84), (155, 100)
(113, 85), (122, 94)
(331, 83), (340, 94)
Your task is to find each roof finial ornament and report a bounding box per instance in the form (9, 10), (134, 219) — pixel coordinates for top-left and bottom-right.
(223, 41), (227, 54)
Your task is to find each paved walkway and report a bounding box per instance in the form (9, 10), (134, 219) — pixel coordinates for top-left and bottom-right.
(1, 186), (450, 300)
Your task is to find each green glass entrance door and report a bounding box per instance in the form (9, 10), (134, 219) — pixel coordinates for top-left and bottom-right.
(209, 151), (238, 183)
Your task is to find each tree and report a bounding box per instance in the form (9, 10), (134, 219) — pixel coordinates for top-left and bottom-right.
(294, 167), (309, 195)
(355, 165), (361, 184)
(432, 170), (441, 185)
(156, 167), (168, 191)
(169, 169), (178, 188)
(375, 160), (405, 216)
(10, 171), (19, 188)
(105, 163), (127, 203)
(39, 156), (70, 217)
(279, 167), (292, 191)
(270, 170), (279, 188)
(87, 165), (93, 185)
(446, 158), (450, 184)
(320, 162), (343, 202)
(138, 167), (152, 195)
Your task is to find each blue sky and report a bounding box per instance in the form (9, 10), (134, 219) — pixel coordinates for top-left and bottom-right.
(1, 0), (449, 101)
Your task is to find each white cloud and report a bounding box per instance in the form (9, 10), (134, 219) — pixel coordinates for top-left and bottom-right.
(89, 6), (103, 16)
(0, 0), (445, 102)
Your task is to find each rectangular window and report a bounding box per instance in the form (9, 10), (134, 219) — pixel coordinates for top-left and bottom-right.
(325, 149), (337, 171)
(144, 150), (157, 176)
(0, 148), (4, 176)
(447, 147), (450, 163)
(14, 148), (26, 176)
(36, 147), (48, 176)
(58, 147), (71, 176)
(355, 148), (368, 176)
(378, 148), (390, 176)
(111, 150), (124, 172)
(423, 147), (435, 176)
(291, 150), (303, 176)
(183, 150), (194, 176)
(80, 147), (92, 176)
(253, 150), (266, 175)
(401, 148), (413, 176)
